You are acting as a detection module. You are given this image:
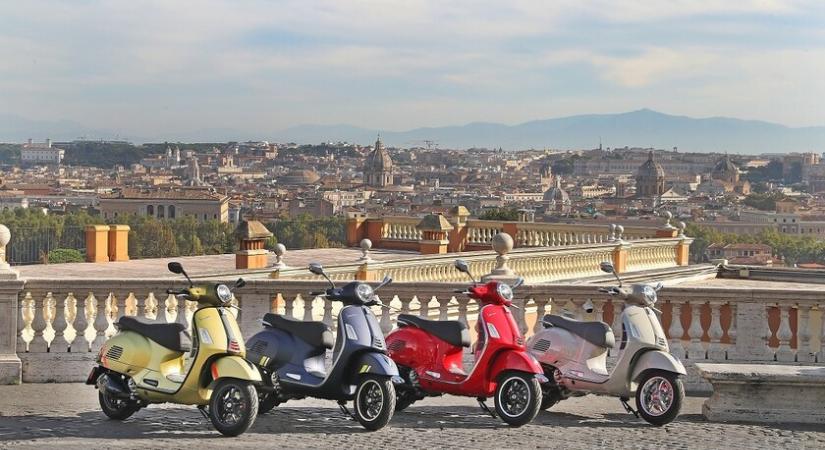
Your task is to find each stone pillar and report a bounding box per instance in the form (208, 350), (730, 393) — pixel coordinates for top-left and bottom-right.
(235, 220), (273, 270)
(345, 212), (367, 247)
(85, 225), (109, 263)
(676, 222), (690, 266)
(731, 302), (773, 361)
(355, 239), (379, 281)
(482, 232), (518, 283)
(0, 225), (24, 384)
(107, 225), (130, 262)
(612, 242), (630, 274)
(656, 211), (678, 238)
(446, 206), (470, 253)
(416, 213), (453, 255)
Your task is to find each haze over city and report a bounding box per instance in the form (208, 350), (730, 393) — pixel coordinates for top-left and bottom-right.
(1, 0), (824, 147)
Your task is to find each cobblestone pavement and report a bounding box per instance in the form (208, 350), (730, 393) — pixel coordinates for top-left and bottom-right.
(0, 384), (823, 449)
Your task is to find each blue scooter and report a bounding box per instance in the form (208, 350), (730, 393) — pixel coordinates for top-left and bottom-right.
(246, 262), (399, 430)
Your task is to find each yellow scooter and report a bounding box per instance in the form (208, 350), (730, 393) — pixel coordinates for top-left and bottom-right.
(86, 262), (262, 436)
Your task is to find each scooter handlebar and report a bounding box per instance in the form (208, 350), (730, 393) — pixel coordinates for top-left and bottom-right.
(309, 291), (326, 296)
(166, 288), (188, 295)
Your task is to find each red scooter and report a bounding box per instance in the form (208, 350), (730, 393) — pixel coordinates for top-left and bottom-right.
(385, 259), (546, 427)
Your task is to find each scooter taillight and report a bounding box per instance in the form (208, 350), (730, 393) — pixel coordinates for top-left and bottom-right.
(228, 339), (242, 355)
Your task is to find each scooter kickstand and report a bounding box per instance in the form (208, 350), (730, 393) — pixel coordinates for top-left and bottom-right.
(337, 400), (355, 420)
(197, 405), (214, 429)
(619, 397), (639, 418)
(477, 397), (497, 419)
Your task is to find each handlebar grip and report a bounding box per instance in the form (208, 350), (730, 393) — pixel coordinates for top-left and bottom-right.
(166, 288), (185, 295)
(453, 289), (465, 293)
(309, 291), (325, 296)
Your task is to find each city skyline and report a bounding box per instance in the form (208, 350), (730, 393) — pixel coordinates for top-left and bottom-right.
(1, 1), (824, 139)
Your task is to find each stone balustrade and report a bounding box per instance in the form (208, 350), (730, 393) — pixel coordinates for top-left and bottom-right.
(347, 213), (674, 254)
(9, 278), (824, 386)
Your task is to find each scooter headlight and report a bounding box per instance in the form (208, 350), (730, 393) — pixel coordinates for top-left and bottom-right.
(355, 283), (374, 302)
(216, 284), (232, 303)
(496, 283), (513, 301)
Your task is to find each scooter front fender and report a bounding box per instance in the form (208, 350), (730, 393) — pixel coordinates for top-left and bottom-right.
(631, 350), (686, 381)
(489, 349), (543, 380)
(350, 351), (399, 381)
(209, 355), (262, 385)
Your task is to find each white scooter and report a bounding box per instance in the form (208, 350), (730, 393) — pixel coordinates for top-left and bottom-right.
(525, 261), (686, 426)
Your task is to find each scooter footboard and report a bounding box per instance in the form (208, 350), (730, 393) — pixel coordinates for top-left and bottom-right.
(631, 350), (687, 381)
(348, 352), (399, 382)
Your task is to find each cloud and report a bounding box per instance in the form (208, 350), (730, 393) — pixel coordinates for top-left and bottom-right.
(0, 0), (823, 134)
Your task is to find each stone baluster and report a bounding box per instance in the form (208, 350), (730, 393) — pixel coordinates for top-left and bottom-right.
(91, 293), (109, 352)
(123, 293), (138, 317)
(796, 303), (814, 363)
(609, 300), (623, 357)
(71, 294), (90, 353)
(706, 300), (725, 360)
(378, 295), (393, 334)
(727, 302), (737, 352)
(775, 303), (794, 362)
(592, 298), (605, 323)
(533, 297), (550, 334)
(51, 293), (69, 353)
(687, 300), (706, 359)
(322, 299), (333, 327)
(456, 297), (470, 326)
(438, 296), (452, 321)
(158, 294), (172, 324)
(28, 294), (49, 353)
(303, 293), (315, 322)
(17, 292), (33, 353)
(398, 296), (411, 316)
(175, 296), (190, 328)
(104, 294), (119, 338)
(284, 294), (297, 318)
(513, 297), (528, 336)
(668, 300), (686, 359)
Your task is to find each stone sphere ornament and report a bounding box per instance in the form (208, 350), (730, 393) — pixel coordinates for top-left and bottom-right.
(491, 232), (514, 255)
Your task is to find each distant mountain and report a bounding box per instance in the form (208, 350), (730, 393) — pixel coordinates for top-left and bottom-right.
(276, 109), (825, 153)
(2, 109), (823, 153)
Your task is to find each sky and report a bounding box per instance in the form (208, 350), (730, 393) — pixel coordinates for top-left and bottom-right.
(1, 0), (824, 137)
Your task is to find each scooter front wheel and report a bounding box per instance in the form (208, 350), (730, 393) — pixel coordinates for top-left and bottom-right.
(353, 375), (396, 431)
(494, 371), (542, 427)
(208, 379), (259, 436)
(635, 370), (684, 426)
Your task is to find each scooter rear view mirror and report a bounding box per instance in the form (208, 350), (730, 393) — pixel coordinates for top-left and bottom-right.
(599, 262), (615, 274)
(376, 275), (393, 290)
(454, 260), (470, 273)
(168, 262), (184, 274)
(235, 278), (246, 289)
(308, 262), (325, 275)
(512, 277), (525, 289)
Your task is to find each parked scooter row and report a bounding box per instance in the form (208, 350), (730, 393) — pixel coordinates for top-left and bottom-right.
(87, 258), (684, 437)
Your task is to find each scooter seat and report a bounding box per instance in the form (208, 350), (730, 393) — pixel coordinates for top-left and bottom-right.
(542, 315), (615, 349)
(397, 314), (470, 348)
(115, 316), (192, 352)
(262, 313), (333, 349)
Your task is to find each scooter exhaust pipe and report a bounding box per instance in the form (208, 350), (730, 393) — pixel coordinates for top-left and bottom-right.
(96, 373), (131, 399)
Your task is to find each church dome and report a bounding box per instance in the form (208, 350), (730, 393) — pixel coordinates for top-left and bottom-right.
(712, 155), (738, 179)
(278, 168), (320, 185)
(365, 137), (393, 171)
(543, 178), (570, 203)
(637, 151), (665, 179)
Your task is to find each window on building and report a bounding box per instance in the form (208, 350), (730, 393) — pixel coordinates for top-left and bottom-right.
(169, 205), (176, 219)
(147, 205), (154, 216)
(203, 214), (208, 220)
(158, 205), (165, 218)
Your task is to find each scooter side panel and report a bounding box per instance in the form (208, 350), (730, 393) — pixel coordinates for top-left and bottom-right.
(350, 352), (399, 378)
(246, 328), (295, 369)
(100, 331), (152, 374)
(385, 326), (437, 369)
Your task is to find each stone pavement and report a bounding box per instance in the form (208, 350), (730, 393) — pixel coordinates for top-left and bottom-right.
(0, 384), (823, 449)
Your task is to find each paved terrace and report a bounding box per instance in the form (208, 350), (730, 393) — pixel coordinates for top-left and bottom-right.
(0, 383), (822, 449)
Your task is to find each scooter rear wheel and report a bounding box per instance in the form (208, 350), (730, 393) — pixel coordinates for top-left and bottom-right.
(353, 375), (396, 431)
(494, 371), (542, 427)
(208, 379), (259, 436)
(635, 370), (684, 426)
(99, 390), (139, 420)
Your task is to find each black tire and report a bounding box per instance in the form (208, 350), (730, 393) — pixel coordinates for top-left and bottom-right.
(258, 392), (280, 415)
(540, 388), (561, 410)
(635, 370), (684, 426)
(395, 389), (417, 412)
(494, 371), (542, 427)
(98, 389), (139, 420)
(353, 375), (396, 431)
(209, 379), (259, 436)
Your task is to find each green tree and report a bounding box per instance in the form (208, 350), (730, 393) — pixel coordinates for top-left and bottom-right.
(478, 208), (519, 221)
(46, 248), (85, 264)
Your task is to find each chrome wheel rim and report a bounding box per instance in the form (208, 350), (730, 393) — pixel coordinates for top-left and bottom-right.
(102, 391), (129, 411)
(497, 376), (530, 418)
(356, 379), (384, 421)
(215, 385), (246, 426)
(640, 376), (674, 417)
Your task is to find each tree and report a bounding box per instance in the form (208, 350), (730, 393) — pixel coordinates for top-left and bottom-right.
(479, 208), (519, 221)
